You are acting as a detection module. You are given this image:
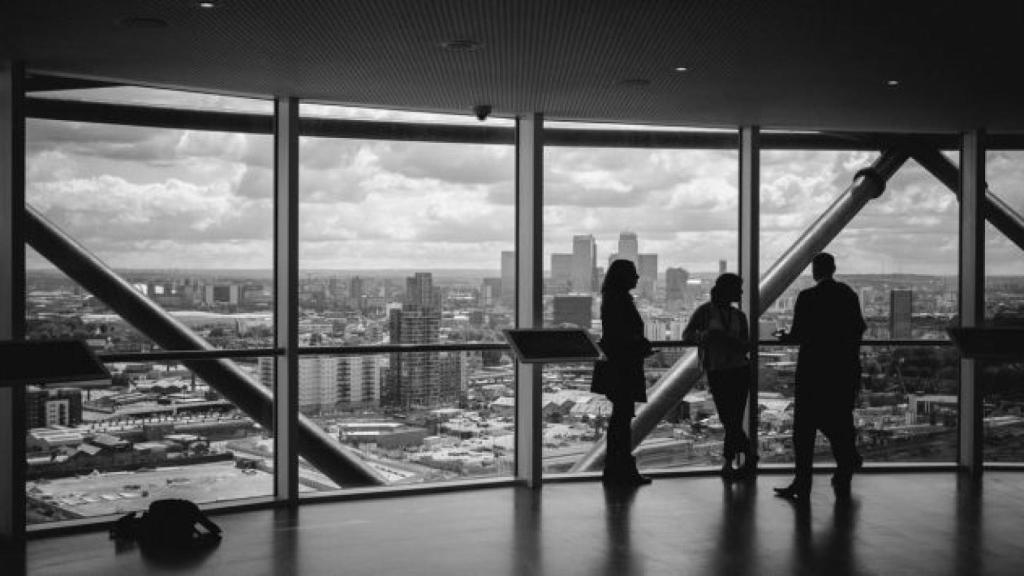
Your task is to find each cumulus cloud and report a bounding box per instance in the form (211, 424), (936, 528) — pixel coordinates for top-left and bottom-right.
(24, 108), (1024, 274)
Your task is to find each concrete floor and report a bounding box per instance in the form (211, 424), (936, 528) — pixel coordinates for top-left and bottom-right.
(14, 472), (1024, 576)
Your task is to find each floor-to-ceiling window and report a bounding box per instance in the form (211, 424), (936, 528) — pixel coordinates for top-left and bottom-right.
(540, 123), (739, 474)
(759, 146), (959, 465)
(296, 104), (517, 489)
(23, 85), (277, 523)
(983, 149), (1024, 462)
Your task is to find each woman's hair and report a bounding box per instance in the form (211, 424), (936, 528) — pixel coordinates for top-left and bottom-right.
(602, 259), (638, 294)
(710, 273), (742, 303)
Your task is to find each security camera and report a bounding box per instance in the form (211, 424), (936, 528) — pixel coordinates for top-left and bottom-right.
(473, 104), (492, 121)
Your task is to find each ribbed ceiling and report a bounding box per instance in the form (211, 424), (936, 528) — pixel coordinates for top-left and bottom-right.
(5, 1), (1024, 131)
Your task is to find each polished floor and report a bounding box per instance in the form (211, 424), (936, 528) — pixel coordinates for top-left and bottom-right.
(15, 472), (1024, 576)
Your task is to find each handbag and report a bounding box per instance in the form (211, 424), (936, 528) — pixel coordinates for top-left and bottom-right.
(590, 359), (614, 395)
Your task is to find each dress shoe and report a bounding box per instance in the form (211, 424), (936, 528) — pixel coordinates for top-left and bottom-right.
(720, 462), (738, 480)
(773, 483), (811, 501)
(831, 474), (853, 499)
(627, 473), (653, 486)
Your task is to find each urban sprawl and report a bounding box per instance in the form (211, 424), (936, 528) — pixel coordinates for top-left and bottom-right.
(23, 232), (1024, 523)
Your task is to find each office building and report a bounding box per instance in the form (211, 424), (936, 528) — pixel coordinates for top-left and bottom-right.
(637, 253), (658, 300)
(25, 387), (83, 428)
(571, 235), (596, 293)
(500, 250), (515, 306)
(617, 232), (639, 264)
(551, 253), (572, 286)
(552, 295), (593, 329)
(890, 288), (913, 339)
(384, 273), (443, 409)
(666, 267), (690, 305)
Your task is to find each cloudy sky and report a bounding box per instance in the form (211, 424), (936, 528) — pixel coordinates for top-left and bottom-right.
(25, 87), (1024, 276)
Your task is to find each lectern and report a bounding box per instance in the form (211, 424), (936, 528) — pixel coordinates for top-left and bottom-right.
(0, 340), (109, 557)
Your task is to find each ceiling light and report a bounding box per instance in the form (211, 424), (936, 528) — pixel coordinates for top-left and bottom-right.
(674, 66), (689, 72)
(199, 1), (216, 8)
(886, 79), (900, 87)
(441, 39), (483, 52)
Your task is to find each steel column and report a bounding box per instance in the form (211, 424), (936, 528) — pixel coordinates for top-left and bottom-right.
(739, 126), (760, 467)
(24, 205), (386, 486)
(515, 114), (544, 487)
(958, 130), (985, 477)
(572, 148), (910, 471)
(0, 61), (26, 553)
(274, 97), (300, 502)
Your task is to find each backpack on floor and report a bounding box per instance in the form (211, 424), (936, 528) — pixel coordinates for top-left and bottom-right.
(110, 498), (222, 550)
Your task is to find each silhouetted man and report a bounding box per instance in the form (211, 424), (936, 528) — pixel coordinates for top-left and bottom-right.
(774, 252), (866, 501)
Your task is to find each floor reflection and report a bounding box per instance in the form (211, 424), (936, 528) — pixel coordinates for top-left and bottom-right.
(789, 495), (861, 576)
(602, 484), (640, 576)
(709, 478), (758, 576)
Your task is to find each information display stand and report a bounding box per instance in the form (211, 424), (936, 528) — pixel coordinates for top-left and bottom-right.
(0, 340), (110, 560)
(0, 340), (110, 387)
(502, 328), (604, 364)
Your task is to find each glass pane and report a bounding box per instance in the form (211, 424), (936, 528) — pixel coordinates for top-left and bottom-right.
(758, 344), (959, 464)
(982, 360), (1024, 462)
(635, 346), (721, 470)
(295, 351), (516, 490)
(298, 116), (516, 346)
(26, 114), (274, 351)
(26, 358), (274, 524)
(760, 151), (958, 341)
(541, 137), (738, 474)
(983, 151), (1024, 462)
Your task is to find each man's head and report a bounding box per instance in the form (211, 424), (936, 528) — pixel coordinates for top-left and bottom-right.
(811, 252), (836, 282)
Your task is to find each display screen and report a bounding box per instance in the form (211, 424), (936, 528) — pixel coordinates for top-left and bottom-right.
(0, 340), (110, 387)
(503, 329), (602, 363)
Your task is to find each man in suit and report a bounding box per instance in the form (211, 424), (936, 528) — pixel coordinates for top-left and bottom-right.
(774, 252), (866, 500)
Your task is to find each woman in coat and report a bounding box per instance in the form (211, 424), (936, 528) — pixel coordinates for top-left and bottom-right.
(592, 259), (654, 486)
(683, 273), (754, 479)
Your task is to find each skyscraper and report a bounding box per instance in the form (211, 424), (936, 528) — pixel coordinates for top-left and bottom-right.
(553, 295), (593, 329)
(719, 259), (727, 274)
(551, 253), (572, 285)
(500, 250), (515, 306)
(571, 235), (597, 293)
(637, 253), (658, 300)
(890, 289), (913, 339)
(406, 272), (438, 311)
(349, 276), (365, 310)
(385, 273), (444, 409)
(665, 267), (689, 303)
(617, 232), (639, 264)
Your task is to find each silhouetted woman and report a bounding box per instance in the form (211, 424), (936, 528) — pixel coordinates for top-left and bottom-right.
(683, 273), (754, 478)
(592, 259), (653, 486)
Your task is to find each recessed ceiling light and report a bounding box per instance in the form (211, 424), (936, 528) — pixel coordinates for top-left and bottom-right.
(199, 1), (216, 8)
(674, 66), (689, 72)
(441, 39), (483, 52)
(886, 79), (900, 87)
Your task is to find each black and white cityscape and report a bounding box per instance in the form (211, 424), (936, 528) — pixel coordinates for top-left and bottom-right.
(16, 92), (1024, 524)
(23, 230), (1024, 523)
